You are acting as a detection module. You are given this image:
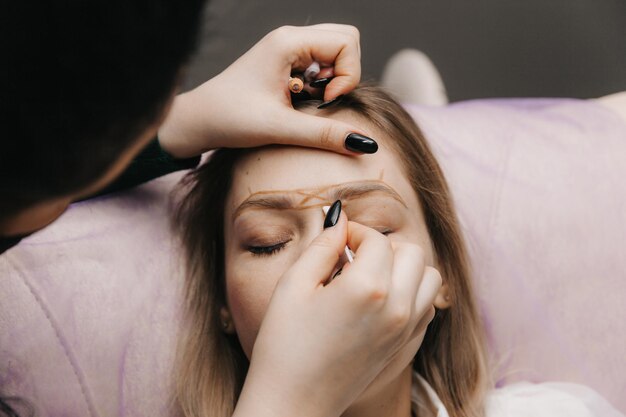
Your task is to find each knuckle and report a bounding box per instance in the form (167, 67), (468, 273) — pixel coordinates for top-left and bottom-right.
(266, 25), (294, 45)
(309, 235), (337, 252)
(348, 221), (391, 251)
(362, 224), (389, 244)
(356, 280), (388, 303)
(348, 25), (360, 41)
(273, 25), (294, 37)
(387, 305), (411, 329)
(318, 123), (334, 146)
(395, 242), (425, 262)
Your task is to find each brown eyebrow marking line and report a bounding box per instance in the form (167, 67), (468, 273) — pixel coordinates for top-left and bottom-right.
(295, 189), (326, 205)
(232, 180), (407, 221)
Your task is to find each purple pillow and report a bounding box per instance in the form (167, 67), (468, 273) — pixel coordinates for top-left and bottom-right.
(406, 98), (625, 411)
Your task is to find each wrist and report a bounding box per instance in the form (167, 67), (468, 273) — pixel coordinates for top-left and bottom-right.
(158, 92), (193, 158)
(158, 83), (219, 158)
(232, 366), (340, 417)
(233, 392), (335, 417)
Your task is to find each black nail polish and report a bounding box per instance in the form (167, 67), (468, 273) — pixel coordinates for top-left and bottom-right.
(310, 77), (331, 88)
(317, 95), (344, 109)
(290, 90), (311, 102)
(344, 133), (378, 154)
(324, 200), (342, 229)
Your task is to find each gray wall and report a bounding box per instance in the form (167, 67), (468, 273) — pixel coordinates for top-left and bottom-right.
(183, 0), (626, 101)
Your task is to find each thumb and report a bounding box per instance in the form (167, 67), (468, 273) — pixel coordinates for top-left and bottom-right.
(280, 211), (349, 289)
(275, 108), (378, 155)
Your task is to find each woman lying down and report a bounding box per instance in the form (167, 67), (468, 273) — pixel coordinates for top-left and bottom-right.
(173, 85), (623, 417)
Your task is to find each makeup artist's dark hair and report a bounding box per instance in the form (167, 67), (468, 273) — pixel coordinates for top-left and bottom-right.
(0, 0), (207, 223)
(173, 85), (490, 417)
(0, 1), (206, 415)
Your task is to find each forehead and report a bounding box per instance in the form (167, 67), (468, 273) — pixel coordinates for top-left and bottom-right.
(227, 111), (419, 212)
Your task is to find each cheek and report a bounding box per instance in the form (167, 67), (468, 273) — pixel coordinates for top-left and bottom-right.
(225, 269), (274, 358)
(392, 210), (436, 266)
(224, 242), (305, 357)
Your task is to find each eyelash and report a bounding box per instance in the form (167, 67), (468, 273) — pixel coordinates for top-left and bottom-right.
(248, 241), (290, 257)
(373, 227), (393, 236)
(246, 227), (390, 257)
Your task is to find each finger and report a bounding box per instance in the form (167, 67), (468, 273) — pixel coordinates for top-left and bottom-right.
(345, 220), (391, 254)
(301, 72), (333, 97)
(280, 212), (348, 289)
(303, 25), (361, 101)
(301, 83), (325, 99)
(404, 267), (441, 340)
(273, 108), (378, 155)
(304, 23), (361, 59)
(276, 27), (361, 101)
(407, 304), (436, 345)
(318, 67), (335, 79)
(322, 54), (360, 102)
(305, 23), (360, 37)
(387, 242), (426, 316)
(337, 221), (394, 289)
(414, 267), (442, 318)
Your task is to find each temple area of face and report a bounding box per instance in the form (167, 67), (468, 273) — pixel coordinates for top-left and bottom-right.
(232, 180), (408, 222)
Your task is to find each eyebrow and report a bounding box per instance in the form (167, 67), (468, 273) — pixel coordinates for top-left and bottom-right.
(232, 180), (407, 221)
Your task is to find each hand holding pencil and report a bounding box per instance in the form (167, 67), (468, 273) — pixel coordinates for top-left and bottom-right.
(159, 24), (376, 159)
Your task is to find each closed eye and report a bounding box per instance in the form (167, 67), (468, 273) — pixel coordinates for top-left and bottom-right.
(248, 240), (290, 257)
(368, 226), (393, 236)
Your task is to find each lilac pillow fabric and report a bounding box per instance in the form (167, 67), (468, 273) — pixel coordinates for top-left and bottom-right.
(0, 98), (624, 416)
(405, 98), (626, 411)
(0, 175), (185, 417)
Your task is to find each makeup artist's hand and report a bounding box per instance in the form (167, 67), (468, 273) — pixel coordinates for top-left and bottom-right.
(233, 212), (441, 417)
(158, 24), (378, 158)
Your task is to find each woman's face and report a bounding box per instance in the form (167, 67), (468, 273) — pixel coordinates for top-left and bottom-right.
(223, 110), (435, 390)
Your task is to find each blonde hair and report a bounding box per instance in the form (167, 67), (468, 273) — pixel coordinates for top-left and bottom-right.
(173, 85), (491, 417)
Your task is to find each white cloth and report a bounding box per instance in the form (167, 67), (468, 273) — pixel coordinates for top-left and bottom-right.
(411, 373), (624, 417)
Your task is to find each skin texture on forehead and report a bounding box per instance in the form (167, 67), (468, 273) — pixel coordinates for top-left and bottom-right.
(226, 110), (418, 216)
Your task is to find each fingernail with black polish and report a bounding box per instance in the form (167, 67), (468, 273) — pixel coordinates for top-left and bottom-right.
(317, 95), (344, 109)
(291, 90), (311, 102)
(324, 200), (342, 229)
(310, 77), (331, 88)
(345, 133), (378, 154)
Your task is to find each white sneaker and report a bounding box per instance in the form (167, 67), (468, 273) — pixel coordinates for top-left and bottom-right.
(381, 49), (449, 106)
